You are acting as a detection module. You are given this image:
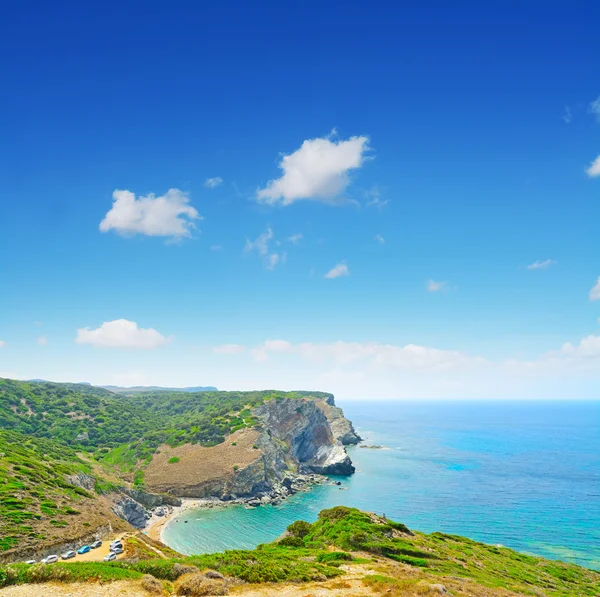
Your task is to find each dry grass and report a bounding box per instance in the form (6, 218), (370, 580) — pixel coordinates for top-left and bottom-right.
(141, 574), (165, 595)
(175, 573), (228, 596)
(144, 429), (262, 494)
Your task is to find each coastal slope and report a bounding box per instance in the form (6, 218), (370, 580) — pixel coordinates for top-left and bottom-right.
(1, 507), (598, 597)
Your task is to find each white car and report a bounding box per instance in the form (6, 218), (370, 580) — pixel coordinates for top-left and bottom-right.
(104, 552), (117, 562)
(61, 550), (76, 560)
(24, 560), (36, 565)
(111, 546), (124, 554)
(41, 555), (59, 564)
(110, 543), (123, 552)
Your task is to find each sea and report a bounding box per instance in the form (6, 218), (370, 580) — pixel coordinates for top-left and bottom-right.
(161, 400), (600, 570)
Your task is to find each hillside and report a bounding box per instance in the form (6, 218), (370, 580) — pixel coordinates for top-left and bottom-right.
(0, 378), (359, 557)
(0, 507), (598, 596)
(0, 430), (130, 557)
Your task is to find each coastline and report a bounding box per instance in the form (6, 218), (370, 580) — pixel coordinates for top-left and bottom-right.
(143, 474), (336, 545)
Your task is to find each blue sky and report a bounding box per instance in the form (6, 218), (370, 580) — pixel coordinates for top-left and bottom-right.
(1, 1), (600, 398)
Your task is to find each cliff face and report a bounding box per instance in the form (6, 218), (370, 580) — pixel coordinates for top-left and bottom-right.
(316, 395), (362, 445)
(254, 397), (355, 476)
(143, 396), (357, 500)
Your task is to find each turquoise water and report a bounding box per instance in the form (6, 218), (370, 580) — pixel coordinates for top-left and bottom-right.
(161, 401), (600, 570)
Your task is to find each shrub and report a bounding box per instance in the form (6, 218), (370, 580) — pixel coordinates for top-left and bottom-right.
(168, 457), (181, 464)
(232, 465), (239, 471)
(277, 536), (304, 547)
(173, 563), (200, 578)
(316, 552), (353, 564)
(287, 520), (311, 538)
(141, 574), (164, 594)
(174, 573), (228, 596)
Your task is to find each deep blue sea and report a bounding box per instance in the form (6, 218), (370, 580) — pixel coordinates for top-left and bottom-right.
(161, 401), (600, 570)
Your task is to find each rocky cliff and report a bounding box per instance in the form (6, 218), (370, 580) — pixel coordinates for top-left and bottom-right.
(316, 395), (362, 445)
(143, 396), (357, 501)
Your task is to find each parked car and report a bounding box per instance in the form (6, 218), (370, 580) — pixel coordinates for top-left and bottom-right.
(109, 542), (123, 552)
(91, 540), (102, 549)
(61, 550), (76, 560)
(77, 545), (91, 554)
(24, 560), (36, 565)
(110, 539), (122, 546)
(111, 546), (124, 554)
(42, 555), (59, 564)
(104, 552), (117, 562)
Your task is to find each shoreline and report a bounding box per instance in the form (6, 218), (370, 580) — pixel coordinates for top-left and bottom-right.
(143, 474), (336, 544)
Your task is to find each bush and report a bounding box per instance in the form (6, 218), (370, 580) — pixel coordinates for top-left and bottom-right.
(168, 457), (181, 464)
(287, 520), (311, 538)
(173, 563), (200, 578)
(278, 536), (304, 547)
(174, 573), (228, 596)
(141, 574), (164, 594)
(316, 552), (353, 564)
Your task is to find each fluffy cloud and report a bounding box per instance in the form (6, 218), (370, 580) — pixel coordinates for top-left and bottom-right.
(427, 279), (446, 292)
(375, 234), (385, 244)
(257, 133), (371, 205)
(75, 319), (171, 349)
(36, 336), (47, 346)
(0, 340), (6, 348)
(324, 263), (349, 279)
(527, 259), (556, 270)
(288, 233), (303, 244)
(244, 228), (286, 269)
(204, 177), (223, 188)
(589, 277), (600, 302)
(585, 155), (600, 178)
(100, 189), (201, 238)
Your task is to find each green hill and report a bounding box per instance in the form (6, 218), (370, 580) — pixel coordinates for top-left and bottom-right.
(1, 507), (598, 596)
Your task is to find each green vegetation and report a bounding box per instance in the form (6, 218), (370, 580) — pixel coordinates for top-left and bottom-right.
(0, 430), (96, 551)
(0, 378), (330, 460)
(0, 508), (598, 595)
(0, 378), (333, 552)
(168, 457), (180, 464)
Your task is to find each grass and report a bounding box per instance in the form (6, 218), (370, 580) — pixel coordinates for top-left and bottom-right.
(0, 508), (599, 596)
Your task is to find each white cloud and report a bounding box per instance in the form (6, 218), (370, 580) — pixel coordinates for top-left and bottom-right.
(245, 228), (273, 256)
(257, 133), (371, 205)
(245, 228), (286, 269)
(204, 177), (223, 188)
(288, 233), (303, 244)
(0, 340), (6, 348)
(563, 106), (572, 124)
(585, 155), (600, 178)
(324, 263), (349, 279)
(375, 234), (385, 244)
(210, 245), (223, 251)
(75, 319), (171, 349)
(365, 187), (389, 209)
(526, 259), (556, 270)
(589, 95), (600, 122)
(427, 279), (447, 292)
(589, 277), (600, 302)
(99, 189), (201, 238)
(213, 344), (247, 355)
(36, 336), (47, 346)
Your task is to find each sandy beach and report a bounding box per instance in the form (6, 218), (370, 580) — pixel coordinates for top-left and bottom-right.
(144, 498), (213, 542)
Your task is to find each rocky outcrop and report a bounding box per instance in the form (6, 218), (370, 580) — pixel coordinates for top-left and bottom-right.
(317, 395), (361, 445)
(110, 495), (147, 528)
(66, 472), (96, 492)
(144, 396), (357, 502)
(254, 397), (355, 477)
(122, 488), (182, 509)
